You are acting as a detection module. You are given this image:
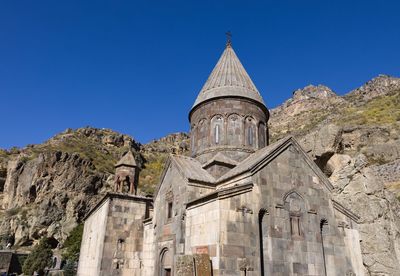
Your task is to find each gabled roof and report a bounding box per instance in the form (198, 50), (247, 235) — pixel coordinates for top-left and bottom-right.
(170, 155), (215, 183)
(216, 137), (293, 183)
(153, 154), (216, 198)
(216, 136), (335, 192)
(157, 137), (335, 192)
(153, 137), (359, 223)
(115, 150), (137, 168)
(202, 152), (238, 169)
(192, 44), (265, 110)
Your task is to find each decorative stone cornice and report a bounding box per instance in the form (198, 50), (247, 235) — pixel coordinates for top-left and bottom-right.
(83, 192), (153, 221)
(186, 183), (253, 209)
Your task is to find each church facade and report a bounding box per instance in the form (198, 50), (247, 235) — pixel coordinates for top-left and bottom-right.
(77, 42), (364, 276)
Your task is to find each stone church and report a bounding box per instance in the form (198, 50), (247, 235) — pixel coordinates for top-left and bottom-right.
(77, 41), (364, 276)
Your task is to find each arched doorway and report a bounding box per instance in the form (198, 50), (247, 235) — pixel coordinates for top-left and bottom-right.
(160, 248), (172, 276)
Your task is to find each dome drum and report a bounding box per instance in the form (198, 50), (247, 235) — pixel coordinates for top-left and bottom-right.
(190, 97), (269, 162)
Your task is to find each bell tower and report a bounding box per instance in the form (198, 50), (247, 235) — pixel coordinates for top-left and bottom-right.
(189, 41), (269, 164)
(114, 150), (139, 194)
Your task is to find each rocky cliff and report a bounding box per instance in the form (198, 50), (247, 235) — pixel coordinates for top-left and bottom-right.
(273, 75), (400, 275)
(0, 128), (189, 251)
(0, 75), (399, 274)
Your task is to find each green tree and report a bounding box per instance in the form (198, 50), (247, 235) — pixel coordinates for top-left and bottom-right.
(62, 260), (77, 276)
(62, 224), (83, 262)
(22, 238), (53, 276)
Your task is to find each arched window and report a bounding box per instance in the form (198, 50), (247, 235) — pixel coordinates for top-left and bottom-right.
(211, 115), (224, 145)
(245, 117), (256, 147)
(258, 122), (266, 148)
(190, 124), (197, 154)
(215, 125), (220, 144)
(197, 119), (209, 149)
(248, 126), (254, 145)
(227, 114), (242, 146)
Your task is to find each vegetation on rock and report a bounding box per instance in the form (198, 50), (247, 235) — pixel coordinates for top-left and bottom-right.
(62, 224), (83, 262)
(338, 90), (400, 126)
(22, 237), (53, 276)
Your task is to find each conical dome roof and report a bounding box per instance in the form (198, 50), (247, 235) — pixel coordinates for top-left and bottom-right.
(192, 44), (265, 110)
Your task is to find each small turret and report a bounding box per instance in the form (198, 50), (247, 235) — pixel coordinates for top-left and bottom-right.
(114, 150), (139, 194)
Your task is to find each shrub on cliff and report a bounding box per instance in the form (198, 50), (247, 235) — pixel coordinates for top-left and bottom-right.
(22, 238), (53, 276)
(62, 224), (84, 262)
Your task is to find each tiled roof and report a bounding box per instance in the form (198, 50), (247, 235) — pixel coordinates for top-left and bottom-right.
(170, 155), (215, 183)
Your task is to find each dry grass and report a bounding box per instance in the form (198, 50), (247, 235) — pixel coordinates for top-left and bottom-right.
(337, 91), (400, 126)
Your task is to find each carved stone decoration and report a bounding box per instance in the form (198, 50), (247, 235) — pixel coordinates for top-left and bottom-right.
(175, 255), (195, 276)
(193, 254), (212, 276)
(284, 191), (306, 237)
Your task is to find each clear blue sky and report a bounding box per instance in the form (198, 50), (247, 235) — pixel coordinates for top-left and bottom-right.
(1, 1), (399, 149)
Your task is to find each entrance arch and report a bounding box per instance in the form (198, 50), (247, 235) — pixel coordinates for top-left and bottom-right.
(159, 248), (172, 276)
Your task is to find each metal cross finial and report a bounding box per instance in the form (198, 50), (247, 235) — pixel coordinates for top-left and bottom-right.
(226, 31), (232, 47)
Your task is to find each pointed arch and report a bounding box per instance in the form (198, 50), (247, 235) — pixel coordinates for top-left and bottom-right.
(282, 189), (307, 209)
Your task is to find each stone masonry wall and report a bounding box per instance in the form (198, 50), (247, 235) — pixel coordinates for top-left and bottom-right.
(77, 199), (110, 276)
(100, 196), (150, 276)
(141, 221), (155, 276)
(217, 189), (260, 276)
(253, 145), (361, 275)
(185, 200), (220, 274)
(190, 98), (268, 163)
(153, 165), (188, 275)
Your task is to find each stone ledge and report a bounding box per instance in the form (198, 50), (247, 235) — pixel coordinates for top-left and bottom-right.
(83, 192), (153, 221)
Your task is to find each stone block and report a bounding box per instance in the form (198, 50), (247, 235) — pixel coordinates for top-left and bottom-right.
(293, 262), (308, 274)
(194, 254), (212, 276)
(175, 255), (194, 276)
(221, 245), (244, 257)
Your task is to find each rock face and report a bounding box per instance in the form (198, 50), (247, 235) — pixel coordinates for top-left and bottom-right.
(346, 75), (400, 102)
(0, 128), (189, 250)
(297, 122), (400, 275)
(2, 152), (109, 247)
(0, 75), (399, 274)
(270, 85), (344, 141)
(276, 75), (400, 275)
(330, 154), (400, 275)
(142, 133), (189, 154)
